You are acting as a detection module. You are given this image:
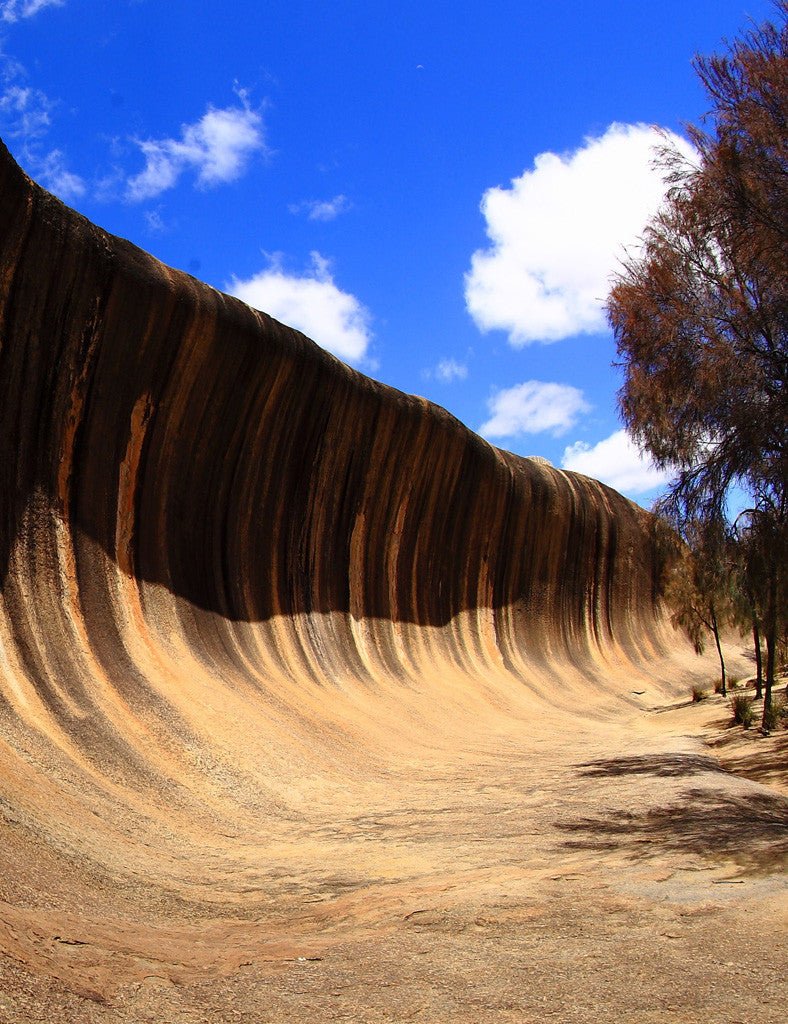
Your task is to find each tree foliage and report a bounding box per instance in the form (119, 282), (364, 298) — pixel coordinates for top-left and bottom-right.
(608, 5), (787, 726)
(663, 519), (733, 694)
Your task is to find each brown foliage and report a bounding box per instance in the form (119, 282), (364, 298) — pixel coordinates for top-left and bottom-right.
(608, 5), (787, 725)
(663, 519), (733, 693)
(608, 5), (787, 527)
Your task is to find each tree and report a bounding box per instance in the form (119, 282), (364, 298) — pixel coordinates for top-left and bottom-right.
(663, 518), (733, 696)
(730, 514), (768, 699)
(607, 4), (787, 728)
(734, 504), (788, 724)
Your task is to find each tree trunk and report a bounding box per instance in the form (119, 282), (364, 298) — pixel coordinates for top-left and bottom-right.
(752, 615), (763, 700)
(710, 605), (726, 696)
(761, 573), (777, 731)
(763, 629), (776, 729)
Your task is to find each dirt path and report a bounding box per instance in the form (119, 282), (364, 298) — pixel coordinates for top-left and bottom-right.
(1, 687), (785, 1024)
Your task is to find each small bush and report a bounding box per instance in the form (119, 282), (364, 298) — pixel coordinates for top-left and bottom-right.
(714, 679), (724, 694)
(730, 694), (754, 728)
(691, 686), (708, 703)
(728, 676), (741, 690)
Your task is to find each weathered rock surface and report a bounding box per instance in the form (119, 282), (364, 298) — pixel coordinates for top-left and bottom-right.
(0, 137), (664, 692)
(9, 138), (779, 1022)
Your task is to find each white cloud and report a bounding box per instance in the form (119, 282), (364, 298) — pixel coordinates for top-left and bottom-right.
(433, 358), (468, 383)
(480, 381), (589, 438)
(0, 83), (51, 139)
(561, 429), (672, 495)
(144, 209), (166, 234)
(227, 252), (372, 365)
(126, 102), (265, 202)
(465, 123), (696, 345)
(36, 148), (85, 200)
(290, 194), (350, 222)
(1, 0), (64, 22)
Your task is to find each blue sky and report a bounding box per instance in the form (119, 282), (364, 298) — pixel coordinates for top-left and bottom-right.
(0, 0), (774, 504)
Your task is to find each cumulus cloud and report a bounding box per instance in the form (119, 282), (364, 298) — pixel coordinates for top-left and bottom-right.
(227, 252), (372, 365)
(465, 122), (696, 345)
(126, 101), (265, 202)
(562, 429), (672, 495)
(37, 148), (85, 200)
(1, 0), (64, 21)
(290, 194), (351, 222)
(480, 381), (589, 438)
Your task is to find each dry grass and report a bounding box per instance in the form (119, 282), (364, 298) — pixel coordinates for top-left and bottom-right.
(730, 693), (754, 728)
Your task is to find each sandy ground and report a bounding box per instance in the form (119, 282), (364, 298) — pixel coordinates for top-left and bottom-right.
(0, 673), (785, 1024)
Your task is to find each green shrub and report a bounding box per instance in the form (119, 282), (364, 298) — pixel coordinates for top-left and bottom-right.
(692, 686), (708, 703)
(728, 676), (741, 690)
(730, 694), (754, 728)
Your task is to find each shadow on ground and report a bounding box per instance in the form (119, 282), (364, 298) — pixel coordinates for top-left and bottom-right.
(707, 730), (788, 790)
(557, 786), (788, 874)
(573, 753), (728, 779)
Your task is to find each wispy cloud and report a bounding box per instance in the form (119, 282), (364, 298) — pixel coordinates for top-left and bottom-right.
(36, 147), (85, 200)
(143, 208), (167, 234)
(0, 72), (85, 202)
(0, 83), (51, 139)
(465, 123), (696, 346)
(0, 24), (87, 205)
(1, 0), (64, 22)
(126, 99), (266, 202)
(425, 358), (468, 383)
(562, 429), (671, 495)
(289, 194), (351, 222)
(227, 252), (373, 366)
(480, 381), (589, 438)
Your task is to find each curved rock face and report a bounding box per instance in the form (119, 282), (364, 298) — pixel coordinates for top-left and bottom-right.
(0, 139), (674, 999)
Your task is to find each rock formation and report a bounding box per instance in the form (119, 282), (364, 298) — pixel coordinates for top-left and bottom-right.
(0, 137), (677, 1003)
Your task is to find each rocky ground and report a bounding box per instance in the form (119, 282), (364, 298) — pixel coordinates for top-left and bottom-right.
(1, 678), (785, 1024)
